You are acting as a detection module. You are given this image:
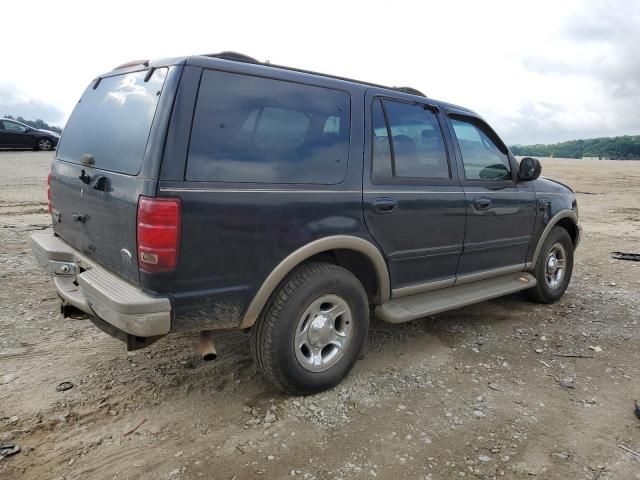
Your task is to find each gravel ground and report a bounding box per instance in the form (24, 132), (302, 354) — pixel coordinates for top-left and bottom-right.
(1, 151), (639, 480)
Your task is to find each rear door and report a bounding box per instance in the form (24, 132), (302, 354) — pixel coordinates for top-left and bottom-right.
(363, 93), (466, 294)
(50, 67), (175, 284)
(446, 112), (537, 277)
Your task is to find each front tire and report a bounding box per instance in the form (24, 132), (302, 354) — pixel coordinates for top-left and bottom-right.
(527, 226), (574, 303)
(251, 262), (369, 395)
(36, 138), (53, 151)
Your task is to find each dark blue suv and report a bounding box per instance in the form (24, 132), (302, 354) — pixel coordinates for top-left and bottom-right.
(31, 52), (581, 394)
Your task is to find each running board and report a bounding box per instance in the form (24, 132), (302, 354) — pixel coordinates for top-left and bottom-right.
(376, 272), (536, 324)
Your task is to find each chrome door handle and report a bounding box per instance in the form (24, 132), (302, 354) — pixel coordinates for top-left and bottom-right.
(474, 197), (492, 210)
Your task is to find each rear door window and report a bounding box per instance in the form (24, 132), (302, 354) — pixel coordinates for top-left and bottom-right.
(56, 68), (168, 175)
(371, 99), (450, 181)
(186, 70), (351, 184)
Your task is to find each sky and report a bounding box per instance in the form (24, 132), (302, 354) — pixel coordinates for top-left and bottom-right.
(1, 0), (638, 145)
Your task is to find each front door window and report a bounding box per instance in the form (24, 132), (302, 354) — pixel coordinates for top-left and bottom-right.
(450, 117), (511, 181)
(2, 120), (28, 133)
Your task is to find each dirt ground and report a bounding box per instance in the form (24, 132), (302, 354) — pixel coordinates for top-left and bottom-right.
(1, 152), (639, 480)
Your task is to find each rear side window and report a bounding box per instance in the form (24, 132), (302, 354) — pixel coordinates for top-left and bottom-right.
(57, 68), (168, 175)
(187, 70), (351, 184)
(372, 98), (449, 181)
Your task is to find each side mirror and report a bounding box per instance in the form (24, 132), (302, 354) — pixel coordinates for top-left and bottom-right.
(518, 157), (541, 181)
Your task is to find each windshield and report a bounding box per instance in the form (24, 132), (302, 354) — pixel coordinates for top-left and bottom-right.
(57, 68), (168, 175)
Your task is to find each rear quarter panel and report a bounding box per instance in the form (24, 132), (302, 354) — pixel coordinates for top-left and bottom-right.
(151, 64), (373, 331)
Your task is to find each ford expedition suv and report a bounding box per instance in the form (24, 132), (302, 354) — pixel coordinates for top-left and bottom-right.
(31, 52), (581, 394)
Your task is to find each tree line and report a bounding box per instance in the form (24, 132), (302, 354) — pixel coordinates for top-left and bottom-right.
(510, 135), (640, 160)
(2, 115), (63, 134)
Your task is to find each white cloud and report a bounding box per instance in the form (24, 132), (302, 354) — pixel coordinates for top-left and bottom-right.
(0, 81), (65, 125)
(0, 0), (637, 144)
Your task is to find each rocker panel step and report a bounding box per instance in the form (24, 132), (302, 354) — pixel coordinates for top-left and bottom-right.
(376, 272), (536, 324)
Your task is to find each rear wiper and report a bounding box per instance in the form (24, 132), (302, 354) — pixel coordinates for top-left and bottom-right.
(79, 170), (91, 184)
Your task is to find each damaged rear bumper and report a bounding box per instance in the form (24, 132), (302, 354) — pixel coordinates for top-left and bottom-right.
(30, 233), (171, 341)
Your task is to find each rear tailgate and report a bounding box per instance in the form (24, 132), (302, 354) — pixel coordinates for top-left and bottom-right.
(50, 67), (173, 285)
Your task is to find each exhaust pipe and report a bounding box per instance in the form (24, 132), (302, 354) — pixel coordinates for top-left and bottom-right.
(199, 331), (218, 361)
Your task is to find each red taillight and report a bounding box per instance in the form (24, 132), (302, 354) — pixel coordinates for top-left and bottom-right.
(47, 171), (52, 214)
(136, 196), (181, 273)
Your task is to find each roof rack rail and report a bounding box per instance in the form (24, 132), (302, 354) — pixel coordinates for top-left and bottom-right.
(112, 59), (150, 70)
(393, 86), (426, 97)
(202, 51), (260, 64)
(197, 52), (428, 97)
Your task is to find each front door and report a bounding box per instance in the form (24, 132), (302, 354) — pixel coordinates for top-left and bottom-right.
(446, 112), (537, 277)
(363, 94), (466, 294)
(0, 121), (11, 147)
(1, 120), (32, 148)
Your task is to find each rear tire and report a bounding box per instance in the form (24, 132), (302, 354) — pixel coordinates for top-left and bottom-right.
(251, 262), (369, 395)
(527, 226), (574, 303)
(36, 138), (53, 151)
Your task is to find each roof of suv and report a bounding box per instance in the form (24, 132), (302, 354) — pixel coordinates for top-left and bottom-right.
(107, 52), (477, 116)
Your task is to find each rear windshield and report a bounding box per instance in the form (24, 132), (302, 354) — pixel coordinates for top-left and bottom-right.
(186, 69), (350, 184)
(57, 68), (168, 175)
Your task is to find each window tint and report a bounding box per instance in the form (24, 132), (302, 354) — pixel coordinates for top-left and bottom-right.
(450, 117), (511, 181)
(3, 121), (27, 133)
(187, 70), (350, 184)
(57, 68), (168, 175)
(371, 99), (449, 181)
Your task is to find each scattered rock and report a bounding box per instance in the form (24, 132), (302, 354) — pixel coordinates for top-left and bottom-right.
(560, 377), (575, 389)
(0, 443), (20, 459)
(478, 455), (491, 462)
(56, 381), (74, 392)
(552, 452), (570, 459)
(588, 346), (602, 353)
(0, 374), (18, 385)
